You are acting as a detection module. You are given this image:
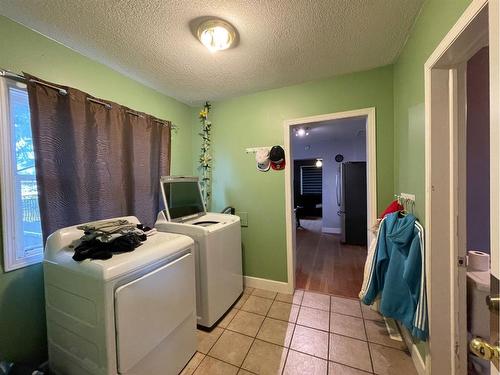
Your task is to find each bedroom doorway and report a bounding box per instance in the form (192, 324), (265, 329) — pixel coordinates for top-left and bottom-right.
(283, 108), (377, 297)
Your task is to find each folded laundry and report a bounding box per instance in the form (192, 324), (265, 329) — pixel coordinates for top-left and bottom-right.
(73, 219), (148, 261)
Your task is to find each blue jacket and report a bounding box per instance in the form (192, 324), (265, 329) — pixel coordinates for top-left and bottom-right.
(362, 212), (428, 340)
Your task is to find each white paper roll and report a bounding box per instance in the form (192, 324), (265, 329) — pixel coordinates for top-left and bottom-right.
(467, 250), (490, 271)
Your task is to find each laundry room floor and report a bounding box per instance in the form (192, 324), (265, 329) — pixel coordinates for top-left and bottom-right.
(181, 289), (417, 375)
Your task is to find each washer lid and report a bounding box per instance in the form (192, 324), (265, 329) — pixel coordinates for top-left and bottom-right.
(156, 212), (240, 233)
(467, 270), (490, 292)
(44, 216), (194, 280)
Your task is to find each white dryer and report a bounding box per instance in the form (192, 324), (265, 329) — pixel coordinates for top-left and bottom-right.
(156, 176), (243, 328)
(44, 216), (197, 375)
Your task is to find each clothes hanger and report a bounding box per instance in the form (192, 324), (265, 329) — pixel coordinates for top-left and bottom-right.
(399, 197), (409, 217)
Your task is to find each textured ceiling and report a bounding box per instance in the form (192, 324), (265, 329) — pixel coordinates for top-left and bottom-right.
(0, 0), (424, 105)
(292, 117), (366, 147)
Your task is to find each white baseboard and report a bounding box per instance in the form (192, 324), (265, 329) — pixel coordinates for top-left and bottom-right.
(399, 323), (427, 375)
(322, 227), (341, 234)
(244, 276), (293, 294)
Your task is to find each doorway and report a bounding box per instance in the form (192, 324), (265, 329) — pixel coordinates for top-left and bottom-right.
(425, 1), (499, 374)
(465, 46), (491, 375)
(292, 117), (367, 297)
(283, 108), (377, 296)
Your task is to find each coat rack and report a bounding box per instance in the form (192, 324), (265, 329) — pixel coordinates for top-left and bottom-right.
(245, 147), (271, 154)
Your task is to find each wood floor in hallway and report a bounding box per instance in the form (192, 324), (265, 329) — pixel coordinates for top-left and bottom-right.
(295, 219), (367, 298)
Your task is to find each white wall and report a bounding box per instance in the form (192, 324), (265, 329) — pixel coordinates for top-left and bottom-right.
(293, 135), (366, 232)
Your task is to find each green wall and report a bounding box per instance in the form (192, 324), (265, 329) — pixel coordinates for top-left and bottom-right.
(0, 0), (477, 364)
(207, 66), (395, 282)
(392, 0), (472, 358)
(0, 16), (195, 363)
(393, 0), (472, 219)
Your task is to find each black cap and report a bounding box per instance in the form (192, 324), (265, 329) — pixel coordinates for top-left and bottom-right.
(269, 145), (285, 162)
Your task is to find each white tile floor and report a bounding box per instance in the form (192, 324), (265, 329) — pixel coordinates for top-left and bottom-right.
(181, 288), (418, 375)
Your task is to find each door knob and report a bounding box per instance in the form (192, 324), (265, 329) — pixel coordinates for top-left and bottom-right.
(486, 295), (500, 311)
(470, 338), (500, 362)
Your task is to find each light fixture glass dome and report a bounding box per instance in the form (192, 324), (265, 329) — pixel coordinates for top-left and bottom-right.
(315, 159), (323, 168)
(197, 19), (236, 52)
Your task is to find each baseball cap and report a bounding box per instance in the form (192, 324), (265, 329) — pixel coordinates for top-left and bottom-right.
(269, 145), (286, 170)
(256, 148), (270, 172)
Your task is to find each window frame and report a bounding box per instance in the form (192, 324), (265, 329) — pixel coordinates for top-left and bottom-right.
(0, 77), (44, 272)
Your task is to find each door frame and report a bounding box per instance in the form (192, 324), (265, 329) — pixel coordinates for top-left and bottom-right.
(283, 107), (377, 292)
(424, 0), (496, 374)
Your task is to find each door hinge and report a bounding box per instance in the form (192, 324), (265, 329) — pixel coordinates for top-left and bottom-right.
(457, 256), (467, 268)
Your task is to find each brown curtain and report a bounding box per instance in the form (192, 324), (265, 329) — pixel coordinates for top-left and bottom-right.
(25, 74), (171, 241)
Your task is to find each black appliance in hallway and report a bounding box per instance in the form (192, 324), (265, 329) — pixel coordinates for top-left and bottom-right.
(338, 162), (367, 246)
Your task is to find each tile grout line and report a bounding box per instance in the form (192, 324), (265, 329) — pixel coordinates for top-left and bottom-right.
(237, 290), (278, 373)
(184, 351), (204, 375)
(197, 292), (250, 373)
(205, 353), (246, 371)
(329, 360), (375, 374)
(327, 294), (331, 375)
(197, 290), (410, 375)
(361, 300), (376, 374)
(194, 290), (276, 373)
(279, 291), (303, 375)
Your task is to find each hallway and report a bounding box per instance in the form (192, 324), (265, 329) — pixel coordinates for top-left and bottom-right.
(295, 219), (367, 298)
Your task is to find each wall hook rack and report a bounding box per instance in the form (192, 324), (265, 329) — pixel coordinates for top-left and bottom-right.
(245, 145), (283, 154)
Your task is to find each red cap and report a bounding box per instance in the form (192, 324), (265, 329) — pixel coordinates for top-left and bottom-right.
(271, 159), (286, 170)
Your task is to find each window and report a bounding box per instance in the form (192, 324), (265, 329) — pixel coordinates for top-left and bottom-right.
(300, 165), (322, 195)
(0, 77), (43, 271)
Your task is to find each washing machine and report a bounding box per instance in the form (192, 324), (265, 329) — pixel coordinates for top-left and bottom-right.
(44, 216), (197, 375)
(156, 176), (243, 328)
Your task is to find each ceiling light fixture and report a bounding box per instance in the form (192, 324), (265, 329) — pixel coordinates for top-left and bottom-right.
(197, 19), (236, 52)
(294, 127), (310, 137)
(315, 159), (323, 168)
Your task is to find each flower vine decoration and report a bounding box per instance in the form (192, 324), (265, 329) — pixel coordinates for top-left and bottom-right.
(198, 101), (212, 207)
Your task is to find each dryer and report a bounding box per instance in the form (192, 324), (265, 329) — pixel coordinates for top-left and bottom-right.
(156, 176), (243, 328)
(44, 216), (197, 375)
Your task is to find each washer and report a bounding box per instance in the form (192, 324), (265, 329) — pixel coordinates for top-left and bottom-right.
(44, 216), (196, 375)
(156, 176), (243, 328)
